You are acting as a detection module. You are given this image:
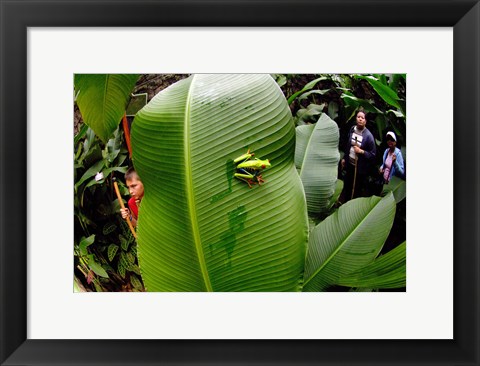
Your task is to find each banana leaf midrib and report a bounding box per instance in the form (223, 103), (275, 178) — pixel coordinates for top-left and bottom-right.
(303, 199), (381, 287)
(102, 75), (109, 132)
(184, 76), (213, 292)
(298, 124), (315, 177)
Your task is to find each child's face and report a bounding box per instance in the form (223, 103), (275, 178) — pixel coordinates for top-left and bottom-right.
(126, 177), (144, 201)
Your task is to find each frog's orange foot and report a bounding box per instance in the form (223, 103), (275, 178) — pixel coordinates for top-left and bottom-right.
(247, 179), (258, 188)
(256, 174), (265, 185)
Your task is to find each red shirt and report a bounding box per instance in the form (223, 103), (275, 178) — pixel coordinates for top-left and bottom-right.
(128, 197), (139, 219)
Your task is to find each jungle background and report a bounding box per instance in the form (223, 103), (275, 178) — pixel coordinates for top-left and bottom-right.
(74, 74), (406, 292)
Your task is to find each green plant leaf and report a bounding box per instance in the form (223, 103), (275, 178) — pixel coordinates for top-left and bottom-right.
(356, 75), (402, 110)
(102, 166), (128, 180)
(129, 243), (137, 256)
(298, 89), (331, 101)
(386, 109), (404, 118)
(119, 219), (136, 243)
(126, 252), (135, 265)
(74, 74), (139, 142)
(75, 160), (105, 189)
(375, 74), (388, 85)
(104, 127), (123, 163)
(272, 74), (287, 87)
(327, 102), (339, 120)
(374, 115), (387, 141)
(103, 223), (117, 235)
(294, 124), (315, 170)
(296, 113), (340, 216)
(327, 179), (343, 210)
(82, 127), (97, 157)
(74, 123), (89, 146)
(129, 264), (142, 276)
(341, 94), (383, 114)
(336, 241), (406, 289)
(132, 74), (308, 292)
(119, 234), (129, 251)
(118, 261), (126, 279)
(382, 176), (406, 203)
(82, 141), (103, 168)
(79, 234), (95, 256)
(389, 74), (406, 91)
(88, 259), (109, 278)
(107, 244), (119, 262)
(303, 193), (396, 291)
(130, 274), (144, 290)
(296, 103), (325, 121)
(287, 76), (328, 104)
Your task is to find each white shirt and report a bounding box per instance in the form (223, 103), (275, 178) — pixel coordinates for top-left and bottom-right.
(349, 127), (364, 164)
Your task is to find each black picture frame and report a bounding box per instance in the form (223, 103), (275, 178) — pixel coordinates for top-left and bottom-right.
(1, 1), (479, 365)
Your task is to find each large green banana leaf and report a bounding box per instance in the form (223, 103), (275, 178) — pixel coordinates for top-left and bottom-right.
(336, 241), (406, 289)
(131, 74), (308, 292)
(382, 176), (406, 203)
(303, 193), (396, 291)
(74, 74), (139, 142)
(295, 113), (340, 216)
(294, 124), (315, 170)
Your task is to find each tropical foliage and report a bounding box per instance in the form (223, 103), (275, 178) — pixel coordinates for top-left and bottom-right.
(74, 125), (145, 291)
(74, 74), (139, 142)
(74, 73), (406, 292)
(295, 113), (340, 218)
(74, 75), (144, 292)
(282, 73), (406, 166)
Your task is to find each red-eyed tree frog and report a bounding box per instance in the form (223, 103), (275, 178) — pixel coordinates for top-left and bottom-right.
(233, 149), (271, 188)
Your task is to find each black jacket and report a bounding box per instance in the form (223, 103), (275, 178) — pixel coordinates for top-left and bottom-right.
(343, 126), (376, 175)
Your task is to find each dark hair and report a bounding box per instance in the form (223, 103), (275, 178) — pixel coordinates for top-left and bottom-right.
(357, 108), (367, 119)
(125, 167), (140, 181)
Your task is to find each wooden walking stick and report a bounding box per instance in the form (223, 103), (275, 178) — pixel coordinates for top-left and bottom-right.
(113, 177), (137, 239)
(351, 136), (359, 200)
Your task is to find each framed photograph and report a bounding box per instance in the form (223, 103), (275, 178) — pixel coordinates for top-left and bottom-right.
(1, 0), (479, 365)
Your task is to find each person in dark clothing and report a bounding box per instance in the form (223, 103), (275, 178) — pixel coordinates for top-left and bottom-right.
(340, 110), (376, 202)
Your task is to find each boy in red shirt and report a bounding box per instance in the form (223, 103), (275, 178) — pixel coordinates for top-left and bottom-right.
(120, 167), (144, 227)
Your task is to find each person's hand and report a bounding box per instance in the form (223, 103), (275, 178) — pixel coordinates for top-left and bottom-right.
(120, 208), (130, 220)
(353, 146), (363, 154)
(341, 159), (345, 169)
(392, 154), (397, 163)
(379, 167), (384, 173)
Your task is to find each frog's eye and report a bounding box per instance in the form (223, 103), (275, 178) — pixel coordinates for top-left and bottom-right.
(262, 164), (266, 169)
